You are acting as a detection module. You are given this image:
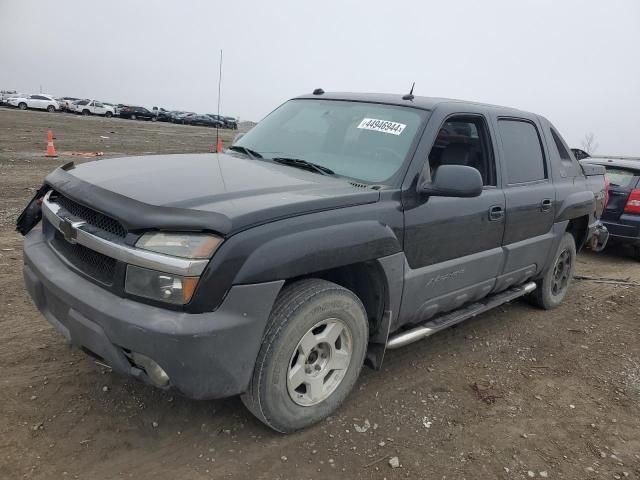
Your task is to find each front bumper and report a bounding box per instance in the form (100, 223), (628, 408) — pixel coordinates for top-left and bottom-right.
(23, 229), (284, 399)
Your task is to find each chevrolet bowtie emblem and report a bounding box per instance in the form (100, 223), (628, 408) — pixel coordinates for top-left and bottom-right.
(60, 218), (85, 244)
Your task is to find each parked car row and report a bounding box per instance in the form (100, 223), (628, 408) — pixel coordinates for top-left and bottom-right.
(0, 91), (239, 128)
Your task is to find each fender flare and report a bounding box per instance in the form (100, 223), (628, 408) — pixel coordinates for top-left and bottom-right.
(233, 220), (402, 284)
(555, 190), (595, 223)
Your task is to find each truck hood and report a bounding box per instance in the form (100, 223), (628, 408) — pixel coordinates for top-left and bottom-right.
(46, 153), (379, 235)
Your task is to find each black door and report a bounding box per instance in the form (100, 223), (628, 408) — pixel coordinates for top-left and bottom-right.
(399, 114), (506, 325)
(496, 118), (555, 289)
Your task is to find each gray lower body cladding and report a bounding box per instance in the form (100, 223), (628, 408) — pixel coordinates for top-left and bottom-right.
(23, 229), (284, 399)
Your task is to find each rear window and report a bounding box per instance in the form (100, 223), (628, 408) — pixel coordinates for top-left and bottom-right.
(604, 167), (636, 187)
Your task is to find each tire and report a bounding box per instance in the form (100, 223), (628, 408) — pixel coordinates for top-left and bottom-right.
(47, 105), (55, 113)
(105, 111), (113, 118)
(151, 116), (157, 122)
(18, 102), (27, 110)
(130, 114), (137, 120)
(82, 109), (90, 116)
(241, 279), (368, 433)
(531, 233), (576, 309)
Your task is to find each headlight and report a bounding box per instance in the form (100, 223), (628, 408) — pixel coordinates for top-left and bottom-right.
(127, 232), (222, 305)
(136, 232), (222, 258)
(125, 265), (199, 305)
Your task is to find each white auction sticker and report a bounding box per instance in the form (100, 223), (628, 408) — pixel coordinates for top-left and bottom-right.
(357, 118), (406, 135)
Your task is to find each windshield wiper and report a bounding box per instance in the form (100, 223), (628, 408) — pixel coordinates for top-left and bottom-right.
(272, 157), (334, 176)
(227, 145), (263, 159)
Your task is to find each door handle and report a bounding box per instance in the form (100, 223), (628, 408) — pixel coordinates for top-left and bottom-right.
(540, 198), (553, 212)
(488, 205), (504, 221)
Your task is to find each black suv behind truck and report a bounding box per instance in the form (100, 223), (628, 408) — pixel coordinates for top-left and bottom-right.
(18, 92), (607, 433)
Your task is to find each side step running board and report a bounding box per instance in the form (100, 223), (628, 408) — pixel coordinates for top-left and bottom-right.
(386, 281), (537, 350)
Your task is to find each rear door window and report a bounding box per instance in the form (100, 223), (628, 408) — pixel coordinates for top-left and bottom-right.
(498, 119), (547, 184)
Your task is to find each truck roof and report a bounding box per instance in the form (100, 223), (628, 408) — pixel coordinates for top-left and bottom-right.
(294, 91), (527, 116)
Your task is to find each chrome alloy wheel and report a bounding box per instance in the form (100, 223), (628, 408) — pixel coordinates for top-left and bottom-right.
(287, 318), (353, 406)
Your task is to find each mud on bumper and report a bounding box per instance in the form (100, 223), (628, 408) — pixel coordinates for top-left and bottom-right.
(23, 229), (283, 399)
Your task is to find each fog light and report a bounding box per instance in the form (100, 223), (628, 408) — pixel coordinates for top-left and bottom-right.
(131, 352), (170, 388)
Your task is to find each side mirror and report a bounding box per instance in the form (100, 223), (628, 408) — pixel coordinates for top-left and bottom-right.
(418, 164), (483, 198)
(233, 132), (246, 143)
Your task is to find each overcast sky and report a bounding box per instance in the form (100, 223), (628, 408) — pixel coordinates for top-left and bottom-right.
(1, 0), (639, 155)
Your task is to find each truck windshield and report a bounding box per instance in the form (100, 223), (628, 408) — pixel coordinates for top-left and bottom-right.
(234, 99), (426, 183)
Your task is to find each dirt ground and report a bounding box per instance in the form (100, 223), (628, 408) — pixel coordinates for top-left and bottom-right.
(1, 108), (639, 480)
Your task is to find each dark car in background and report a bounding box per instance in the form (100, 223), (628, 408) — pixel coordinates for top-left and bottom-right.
(119, 106), (156, 121)
(156, 109), (174, 122)
(581, 158), (640, 259)
(207, 114), (236, 129)
(224, 116), (238, 129)
(185, 114), (223, 127)
(172, 112), (196, 124)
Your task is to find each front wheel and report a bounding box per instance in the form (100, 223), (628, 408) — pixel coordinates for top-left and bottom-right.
(105, 111), (113, 118)
(18, 102), (27, 110)
(130, 114), (137, 120)
(151, 116), (157, 122)
(241, 279), (368, 433)
(47, 105), (55, 113)
(82, 109), (90, 116)
(531, 232), (576, 309)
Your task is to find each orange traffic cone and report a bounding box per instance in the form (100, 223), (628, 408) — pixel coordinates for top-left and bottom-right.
(216, 137), (223, 153)
(46, 130), (57, 157)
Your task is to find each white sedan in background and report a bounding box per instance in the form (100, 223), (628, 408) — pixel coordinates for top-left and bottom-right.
(8, 94), (60, 112)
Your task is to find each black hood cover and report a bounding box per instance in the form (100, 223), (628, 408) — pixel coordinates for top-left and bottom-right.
(45, 153), (379, 235)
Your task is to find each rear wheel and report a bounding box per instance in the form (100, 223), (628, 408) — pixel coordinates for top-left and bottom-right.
(151, 116), (157, 122)
(18, 102), (27, 110)
(130, 114), (137, 120)
(47, 105), (55, 113)
(531, 233), (576, 309)
(241, 279), (368, 433)
(82, 109), (90, 116)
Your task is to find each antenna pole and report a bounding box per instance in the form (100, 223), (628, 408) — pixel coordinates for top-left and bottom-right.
(216, 49), (223, 152)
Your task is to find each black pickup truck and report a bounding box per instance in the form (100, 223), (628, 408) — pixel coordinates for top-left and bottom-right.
(18, 92), (607, 433)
